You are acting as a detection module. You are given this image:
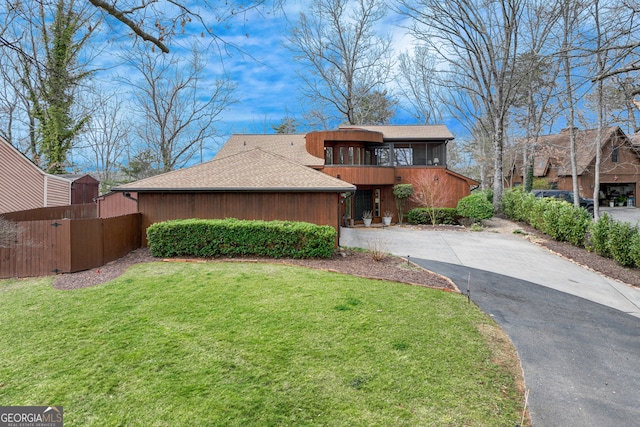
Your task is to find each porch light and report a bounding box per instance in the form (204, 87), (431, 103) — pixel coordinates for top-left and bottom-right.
(396, 176), (402, 182)
(433, 157), (440, 165)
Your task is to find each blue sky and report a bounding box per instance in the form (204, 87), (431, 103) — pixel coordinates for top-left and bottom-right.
(126, 1), (422, 137)
(84, 1), (449, 166)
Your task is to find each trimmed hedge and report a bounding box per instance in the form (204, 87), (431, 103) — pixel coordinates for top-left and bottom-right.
(406, 207), (460, 225)
(586, 212), (613, 258)
(456, 192), (494, 222)
(147, 218), (336, 259)
(502, 188), (640, 269)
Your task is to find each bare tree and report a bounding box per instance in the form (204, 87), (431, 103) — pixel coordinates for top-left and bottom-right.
(287, 0), (395, 125)
(396, 45), (443, 124)
(591, 2), (640, 98)
(508, 0), (562, 192)
(351, 89), (397, 125)
(0, 1), (283, 55)
(397, 0), (523, 209)
(410, 175), (455, 225)
(125, 44), (236, 172)
(78, 91), (132, 193)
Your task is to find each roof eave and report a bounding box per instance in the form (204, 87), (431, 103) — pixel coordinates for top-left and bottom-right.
(112, 186), (356, 193)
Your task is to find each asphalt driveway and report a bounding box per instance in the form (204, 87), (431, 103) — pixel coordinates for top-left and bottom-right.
(340, 226), (640, 426)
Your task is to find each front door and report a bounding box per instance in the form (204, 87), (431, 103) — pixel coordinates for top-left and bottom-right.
(354, 190), (373, 221)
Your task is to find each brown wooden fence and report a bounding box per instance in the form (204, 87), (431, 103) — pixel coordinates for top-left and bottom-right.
(2, 203), (98, 221)
(0, 213), (141, 279)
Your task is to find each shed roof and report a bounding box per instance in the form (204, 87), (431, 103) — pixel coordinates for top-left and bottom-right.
(114, 148), (355, 193)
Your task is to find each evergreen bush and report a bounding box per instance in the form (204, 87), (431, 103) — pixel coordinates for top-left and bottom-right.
(406, 208), (459, 225)
(456, 192), (494, 222)
(586, 213), (614, 258)
(607, 221), (639, 267)
(147, 218), (336, 259)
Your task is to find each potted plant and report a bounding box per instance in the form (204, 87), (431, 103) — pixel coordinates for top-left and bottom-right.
(362, 210), (373, 227)
(382, 211), (393, 226)
(615, 195), (626, 207)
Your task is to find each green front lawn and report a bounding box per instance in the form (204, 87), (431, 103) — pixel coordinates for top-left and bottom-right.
(0, 262), (526, 426)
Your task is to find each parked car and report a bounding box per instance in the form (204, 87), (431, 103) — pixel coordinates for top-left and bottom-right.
(532, 190), (595, 216)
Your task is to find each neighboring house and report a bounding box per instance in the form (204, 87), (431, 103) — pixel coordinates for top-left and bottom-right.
(0, 137), (99, 214)
(113, 125), (478, 242)
(508, 127), (640, 206)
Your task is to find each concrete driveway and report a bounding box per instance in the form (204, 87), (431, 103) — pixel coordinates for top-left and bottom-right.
(340, 226), (640, 426)
(600, 206), (640, 225)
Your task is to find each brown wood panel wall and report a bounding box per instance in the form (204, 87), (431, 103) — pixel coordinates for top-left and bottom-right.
(97, 192), (138, 218)
(70, 218), (104, 272)
(399, 168), (472, 209)
(102, 214), (142, 263)
(0, 219), (71, 278)
(138, 192), (341, 246)
(321, 166), (396, 185)
(0, 213), (142, 279)
(306, 130), (383, 158)
(2, 204), (97, 221)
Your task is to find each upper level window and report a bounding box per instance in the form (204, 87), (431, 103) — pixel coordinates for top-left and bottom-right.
(612, 147), (619, 163)
(325, 147), (333, 165)
(375, 147), (391, 166)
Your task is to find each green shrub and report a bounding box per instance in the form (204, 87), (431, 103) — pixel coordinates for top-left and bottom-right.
(540, 198), (565, 238)
(146, 218), (336, 259)
(552, 202), (591, 246)
(586, 213), (614, 257)
(484, 189), (494, 204)
(629, 232), (640, 269)
(406, 208), (460, 225)
(456, 193), (494, 222)
(607, 221), (639, 267)
(393, 184), (414, 224)
(501, 188), (535, 222)
(532, 178), (551, 190)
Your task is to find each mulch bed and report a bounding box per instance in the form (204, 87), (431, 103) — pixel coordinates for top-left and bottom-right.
(52, 218), (640, 291)
(52, 248), (458, 291)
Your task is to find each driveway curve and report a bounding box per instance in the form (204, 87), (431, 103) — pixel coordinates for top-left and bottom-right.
(340, 226), (640, 426)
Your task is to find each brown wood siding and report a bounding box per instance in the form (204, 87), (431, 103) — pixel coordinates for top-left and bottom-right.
(138, 192), (341, 246)
(306, 130), (383, 158)
(399, 168), (472, 209)
(97, 192), (138, 218)
(45, 176), (71, 207)
(0, 141), (45, 213)
(321, 166), (396, 185)
(0, 213), (141, 279)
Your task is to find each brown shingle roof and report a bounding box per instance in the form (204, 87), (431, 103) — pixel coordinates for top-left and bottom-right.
(339, 125), (454, 140)
(215, 134), (323, 166)
(114, 149), (355, 192)
(533, 127), (622, 176)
